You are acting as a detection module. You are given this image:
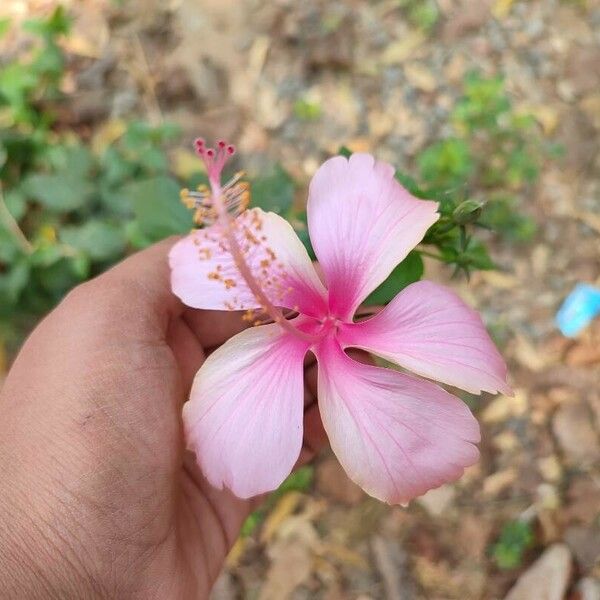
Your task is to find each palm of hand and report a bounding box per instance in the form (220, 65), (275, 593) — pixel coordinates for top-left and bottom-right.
(0, 241), (324, 599)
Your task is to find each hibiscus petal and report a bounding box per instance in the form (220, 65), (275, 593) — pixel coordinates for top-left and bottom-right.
(307, 154), (439, 320)
(340, 280), (511, 395)
(183, 323), (310, 498)
(315, 337), (480, 505)
(170, 208), (328, 317)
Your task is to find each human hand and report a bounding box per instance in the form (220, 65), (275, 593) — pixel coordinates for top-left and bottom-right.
(0, 239), (327, 599)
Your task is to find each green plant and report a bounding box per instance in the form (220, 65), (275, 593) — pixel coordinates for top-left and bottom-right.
(0, 8), (541, 352)
(398, 0), (440, 31)
(492, 520), (535, 569)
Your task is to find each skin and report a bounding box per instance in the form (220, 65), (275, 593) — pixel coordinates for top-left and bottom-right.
(0, 238), (329, 599)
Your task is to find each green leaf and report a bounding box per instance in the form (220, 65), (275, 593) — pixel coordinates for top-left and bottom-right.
(23, 172), (92, 212)
(293, 98), (322, 121)
(240, 510), (265, 537)
(492, 520), (534, 570)
(251, 164), (295, 215)
(0, 63), (38, 106)
(0, 18), (11, 39)
(462, 239), (495, 271)
(125, 176), (192, 241)
(3, 188), (27, 221)
(124, 220), (154, 250)
(23, 6), (70, 38)
(138, 147), (169, 172)
(395, 169), (430, 198)
(364, 251), (424, 305)
(35, 257), (82, 298)
(101, 147), (136, 187)
(274, 465), (314, 497)
(0, 227), (19, 263)
(45, 144), (93, 178)
(337, 145), (352, 158)
(417, 138), (473, 189)
(3, 260), (30, 303)
(61, 220), (127, 262)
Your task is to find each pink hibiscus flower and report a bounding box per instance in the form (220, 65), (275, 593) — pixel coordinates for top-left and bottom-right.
(169, 140), (511, 505)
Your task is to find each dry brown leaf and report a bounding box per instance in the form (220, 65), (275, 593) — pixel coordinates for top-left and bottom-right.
(318, 543), (369, 570)
(512, 334), (550, 371)
(482, 468), (517, 496)
(260, 541), (312, 600)
(404, 63), (437, 93)
(537, 455), (563, 482)
(381, 32), (425, 65)
(481, 389), (528, 423)
(480, 270), (519, 290)
(260, 492), (304, 544)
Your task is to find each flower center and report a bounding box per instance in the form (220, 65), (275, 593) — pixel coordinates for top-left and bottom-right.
(182, 137), (320, 345)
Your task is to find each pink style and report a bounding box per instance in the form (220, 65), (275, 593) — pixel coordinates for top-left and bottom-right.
(169, 141), (511, 505)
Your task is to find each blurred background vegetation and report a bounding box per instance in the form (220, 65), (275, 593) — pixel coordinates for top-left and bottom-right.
(1, 1), (599, 599)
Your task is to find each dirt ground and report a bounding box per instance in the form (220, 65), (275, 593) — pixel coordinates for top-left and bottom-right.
(2, 0), (600, 598)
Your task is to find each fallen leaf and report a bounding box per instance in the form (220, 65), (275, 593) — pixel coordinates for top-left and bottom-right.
(481, 389), (528, 423)
(492, 0), (516, 19)
(537, 455), (563, 482)
(260, 540), (312, 600)
(512, 334), (550, 371)
(504, 544), (572, 600)
(417, 484), (456, 517)
(371, 536), (415, 600)
(480, 270), (519, 289)
(261, 492), (304, 544)
(381, 31), (426, 65)
(404, 63), (437, 93)
(552, 401), (599, 464)
(483, 468), (517, 496)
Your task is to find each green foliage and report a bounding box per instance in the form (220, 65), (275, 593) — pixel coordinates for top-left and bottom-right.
(364, 252), (423, 306)
(251, 164), (295, 216)
(294, 98), (322, 122)
(0, 10), (190, 344)
(398, 0), (440, 31)
(0, 8), (540, 350)
(492, 520), (535, 569)
(417, 138), (473, 190)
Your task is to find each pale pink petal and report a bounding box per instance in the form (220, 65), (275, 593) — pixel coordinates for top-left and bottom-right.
(315, 337), (480, 505)
(307, 154), (439, 320)
(183, 323), (310, 498)
(340, 281), (511, 395)
(170, 208), (328, 317)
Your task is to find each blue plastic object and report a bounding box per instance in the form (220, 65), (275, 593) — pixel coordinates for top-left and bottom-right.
(556, 283), (600, 337)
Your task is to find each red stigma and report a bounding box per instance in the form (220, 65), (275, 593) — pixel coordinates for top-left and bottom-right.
(193, 136), (236, 183)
